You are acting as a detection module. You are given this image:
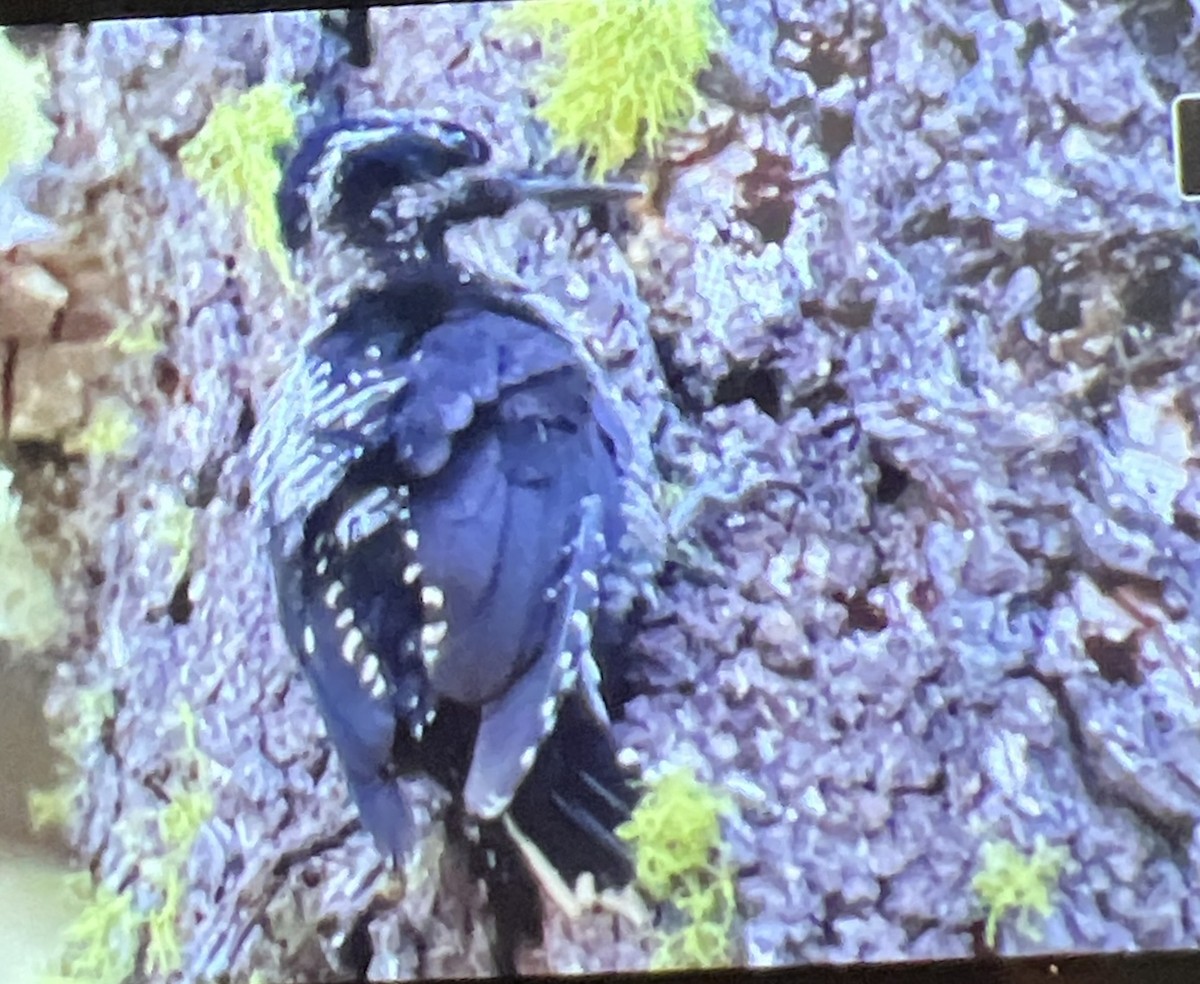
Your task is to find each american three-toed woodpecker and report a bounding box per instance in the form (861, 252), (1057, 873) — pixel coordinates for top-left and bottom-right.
(251, 112), (642, 918)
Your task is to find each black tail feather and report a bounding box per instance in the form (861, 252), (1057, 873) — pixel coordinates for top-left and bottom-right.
(508, 693), (639, 890)
(427, 693), (639, 972)
(465, 693), (639, 973)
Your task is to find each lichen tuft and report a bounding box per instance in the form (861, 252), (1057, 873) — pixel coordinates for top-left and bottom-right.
(0, 28), (56, 181)
(179, 82), (300, 282)
(147, 490), (197, 586)
(39, 701), (217, 982)
(63, 399), (140, 461)
(106, 315), (166, 357)
(617, 765), (739, 968)
(496, 0), (724, 177)
(972, 835), (1070, 948)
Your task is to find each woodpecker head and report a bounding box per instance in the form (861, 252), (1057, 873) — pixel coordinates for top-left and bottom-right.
(277, 112), (641, 269)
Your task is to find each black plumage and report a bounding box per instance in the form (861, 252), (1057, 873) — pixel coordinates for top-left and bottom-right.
(251, 112), (642, 961)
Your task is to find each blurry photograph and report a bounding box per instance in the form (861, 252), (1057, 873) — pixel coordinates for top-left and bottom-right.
(1, 0), (1199, 980)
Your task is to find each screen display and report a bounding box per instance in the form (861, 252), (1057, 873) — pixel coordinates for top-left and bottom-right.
(1, 1), (1198, 981)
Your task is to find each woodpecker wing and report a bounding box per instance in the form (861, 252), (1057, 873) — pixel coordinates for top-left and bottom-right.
(463, 493), (609, 820)
(254, 288), (628, 865)
(378, 304), (625, 821)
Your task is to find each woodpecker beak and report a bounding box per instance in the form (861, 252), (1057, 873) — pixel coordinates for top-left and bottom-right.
(513, 177), (646, 211)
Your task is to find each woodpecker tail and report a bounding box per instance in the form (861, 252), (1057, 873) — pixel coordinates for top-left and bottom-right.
(506, 692), (638, 891)
(465, 693), (637, 973)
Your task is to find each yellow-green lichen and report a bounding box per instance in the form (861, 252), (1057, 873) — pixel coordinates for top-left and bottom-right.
(0, 29), (56, 181)
(179, 82), (301, 282)
(28, 782), (74, 840)
(106, 315), (166, 357)
(145, 703), (216, 977)
(40, 702), (217, 982)
(496, 0), (724, 177)
(972, 835), (1070, 948)
(0, 463), (63, 649)
(150, 492), (196, 586)
(617, 765), (739, 969)
(42, 875), (141, 984)
(29, 687), (114, 835)
(63, 399), (140, 460)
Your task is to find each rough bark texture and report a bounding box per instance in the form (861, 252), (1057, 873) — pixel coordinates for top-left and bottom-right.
(9, 0), (1200, 979)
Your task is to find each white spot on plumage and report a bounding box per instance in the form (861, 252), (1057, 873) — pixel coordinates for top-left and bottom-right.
(311, 381), (349, 416)
(519, 746), (536, 771)
(324, 581), (344, 607)
(365, 344), (382, 360)
(578, 652), (610, 725)
(303, 625), (316, 655)
(421, 585), (445, 610)
(402, 562), (423, 585)
(581, 653), (601, 685)
(315, 375), (407, 432)
(335, 488), (394, 549)
(358, 652), (381, 687)
(581, 570), (599, 592)
(335, 607), (355, 630)
(421, 620), (447, 647)
(341, 406), (368, 429)
(403, 528), (420, 551)
(342, 627), (364, 663)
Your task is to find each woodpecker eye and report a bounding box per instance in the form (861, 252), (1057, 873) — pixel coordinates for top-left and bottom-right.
(431, 121), (490, 166)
